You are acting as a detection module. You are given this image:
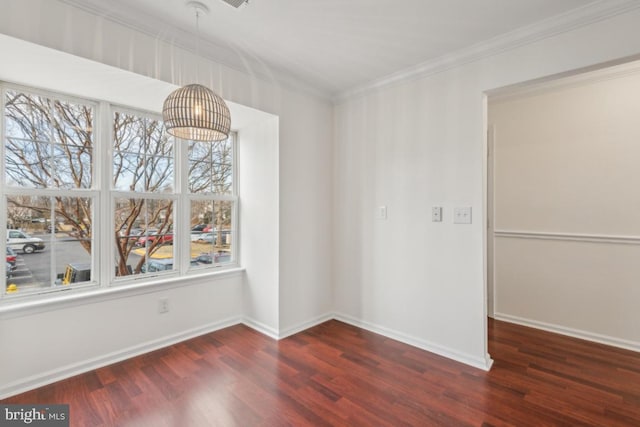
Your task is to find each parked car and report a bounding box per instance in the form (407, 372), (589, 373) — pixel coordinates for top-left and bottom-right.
(118, 227), (144, 241)
(6, 262), (16, 280)
(141, 258), (174, 273)
(6, 247), (17, 266)
(56, 263), (91, 285)
(6, 229), (45, 254)
(136, 231), (173, 246)
(191, 224), (207, 232)
(193, 252), (231, 264)
(190, 232), (204, 241)
(46, 224), (60, 233)
(196, 233), (215, 243)
(196, 230), (231, 245)
(141, 258), (199, 273)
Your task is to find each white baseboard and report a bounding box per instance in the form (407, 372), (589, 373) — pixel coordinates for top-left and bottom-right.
(2, 312), (496, 400)
(247, 312), (494, 372)
(493, 313), (640, 353)
(241, 313), (334, 340)
(334, 313), (493, 371)
(0, 316), (243, 400)
(277, 312), (334, 339)
(241, 316), (279, 340)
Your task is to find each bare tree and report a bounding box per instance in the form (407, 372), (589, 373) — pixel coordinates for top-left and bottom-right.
(4, 92), (175, 275)
(188, 140), (233, 249)
(5, 91), (94, 253)
(4, 90), (233, 278)
(112, 111), (174, 275)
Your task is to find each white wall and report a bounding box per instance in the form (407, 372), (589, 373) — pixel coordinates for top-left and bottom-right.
(278, 91), (334, 336)
(333, 8), (640, 368)
(490, 71), (640, 350)
(238, 114), (280, 335)
(0, 275), (244, 398)
(0, 0), (333, 398)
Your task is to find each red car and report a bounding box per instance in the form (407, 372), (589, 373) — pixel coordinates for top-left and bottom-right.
(6, 247), (17, 266)
(136, 232), (173, 246)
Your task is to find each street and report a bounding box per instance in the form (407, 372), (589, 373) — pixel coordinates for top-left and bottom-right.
(7, 232), (227, 292)
(9, 237), (91, 290)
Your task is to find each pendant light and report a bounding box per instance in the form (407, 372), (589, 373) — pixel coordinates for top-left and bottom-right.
(163, 1), (231, 142)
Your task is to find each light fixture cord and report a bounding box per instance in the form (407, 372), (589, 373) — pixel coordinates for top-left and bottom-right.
(195, 7), (201, 81)
(195, 8), (200, 56)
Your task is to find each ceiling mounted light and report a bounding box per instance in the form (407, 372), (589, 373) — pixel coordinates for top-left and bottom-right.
(163, 83), (230, 142)
(162, 1), (231, 142)
(221, 0), (249, 8)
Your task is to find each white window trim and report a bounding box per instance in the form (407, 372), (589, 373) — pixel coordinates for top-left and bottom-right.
(0, 83), (241, 305)
(1, 83), (100, 296)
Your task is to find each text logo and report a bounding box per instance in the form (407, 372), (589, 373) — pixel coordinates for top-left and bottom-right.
(1, 405), (69, 426)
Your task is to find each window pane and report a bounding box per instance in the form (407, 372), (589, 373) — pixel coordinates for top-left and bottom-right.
(52, 99), (93, 147)
(53, 144), (92, 189)
(113, 152), (145, 192)
(52, 238), (92, 287)
(7, 195), (51, 235)
(5, 138), (50, 188)
(114, 197), (174, 277)
(5, 218), (51, 292)
(53, 196), (93, 244)
(5, 90), (52, 141)
(188, 138), (233, 195)
(146, 120), (171, 156)
(113, 112), (145, 155)
(190, 200), (233, 268)
(50, 99), (94, 189)
(5, 195), (93, 294)
(146, 155), (174, 192)
(113, 111), (174, 192)
(4, 90), (94, 190)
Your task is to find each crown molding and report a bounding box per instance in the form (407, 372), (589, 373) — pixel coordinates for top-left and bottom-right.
(55, 0), (333, 103)
(334, 0), (640, 104)
(488, 57), (640, 103)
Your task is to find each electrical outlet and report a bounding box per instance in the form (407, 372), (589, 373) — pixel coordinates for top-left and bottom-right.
(158, 298), (169, 314)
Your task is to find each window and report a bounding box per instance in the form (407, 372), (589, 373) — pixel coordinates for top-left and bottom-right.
(3, 87), (95, 293)
(112, 109), (176, 277)
(1, 83), (237, 299)
(187, 139), (236, 270)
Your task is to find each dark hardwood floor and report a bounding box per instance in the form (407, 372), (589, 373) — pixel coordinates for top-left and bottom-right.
(3, 318), (640, 426)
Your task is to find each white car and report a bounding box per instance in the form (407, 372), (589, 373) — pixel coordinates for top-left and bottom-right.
(7, 229), (45, 254)
(190, 232), (204, 241)
(196, 233), (215, 243)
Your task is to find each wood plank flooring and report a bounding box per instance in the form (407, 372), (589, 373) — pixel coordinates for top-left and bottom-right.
(3, 318), (640, 426)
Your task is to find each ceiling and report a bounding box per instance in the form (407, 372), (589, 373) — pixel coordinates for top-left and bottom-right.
(58, 0), (617, 98)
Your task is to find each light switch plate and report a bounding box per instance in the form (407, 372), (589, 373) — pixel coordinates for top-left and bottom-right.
(454, 207), (472, 224)
(432, 206), (442, 222)
(376, 206), (387, 220)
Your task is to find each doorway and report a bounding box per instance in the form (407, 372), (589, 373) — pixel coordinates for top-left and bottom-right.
(486, 60), (640, 352)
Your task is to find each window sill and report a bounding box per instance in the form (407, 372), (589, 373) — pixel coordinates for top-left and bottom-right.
(0, 267), (245, 320)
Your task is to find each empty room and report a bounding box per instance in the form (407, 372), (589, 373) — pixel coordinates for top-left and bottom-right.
(1, 0), (639, 425)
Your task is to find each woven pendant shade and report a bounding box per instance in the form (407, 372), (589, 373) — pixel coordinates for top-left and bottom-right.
(162, 83), (231, 142)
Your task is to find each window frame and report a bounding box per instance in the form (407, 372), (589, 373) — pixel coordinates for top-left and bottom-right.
(1, 83), (100, 299)
(184, 136), (239, 273)
(109, 105), (180, 283)
(0, 82), (240, 303)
